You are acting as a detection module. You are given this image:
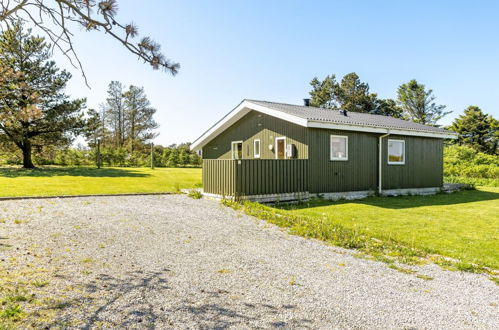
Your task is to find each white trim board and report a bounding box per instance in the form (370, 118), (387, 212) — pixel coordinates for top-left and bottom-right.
(191, 100), (458, 151)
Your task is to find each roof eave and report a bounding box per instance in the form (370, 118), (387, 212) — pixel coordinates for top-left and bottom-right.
(191, 100), (308, 151)
(192, 101), (458, 151)
(307, 121), (458, 139)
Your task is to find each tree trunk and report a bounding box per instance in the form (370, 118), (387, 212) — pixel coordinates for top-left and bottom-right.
(21, 141), (35, 168)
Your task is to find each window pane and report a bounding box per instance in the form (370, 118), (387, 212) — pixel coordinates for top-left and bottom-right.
(331, 136), (347, 159)
(232, 142), (243, 159)
(388, 141), (404, 162)
(237, 143), (242, 159)
(254, 140), (260, 156)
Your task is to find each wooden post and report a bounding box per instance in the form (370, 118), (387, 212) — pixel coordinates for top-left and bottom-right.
(151, 142), (154, 169)
(97, 139), (101, 169)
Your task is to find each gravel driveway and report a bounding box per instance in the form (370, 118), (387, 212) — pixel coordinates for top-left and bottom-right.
(0, 195), (497, 329)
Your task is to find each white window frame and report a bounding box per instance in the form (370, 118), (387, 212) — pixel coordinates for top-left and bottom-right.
(253, 139), (261, 158)
(330, 135), (348, 161)
(231, 141), (243, 160)
(275, 137), (286, 160)
(387, 139), (405, 165)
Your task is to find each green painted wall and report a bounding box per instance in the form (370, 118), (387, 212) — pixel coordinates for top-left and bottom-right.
(381, 135), (443, 189)
(202, 111), (444, 194)
(202, 111), (309, 160)
(307, 129), (378, 193)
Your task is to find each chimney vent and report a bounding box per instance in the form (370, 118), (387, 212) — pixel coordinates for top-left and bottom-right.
(303, 98), (310, 107)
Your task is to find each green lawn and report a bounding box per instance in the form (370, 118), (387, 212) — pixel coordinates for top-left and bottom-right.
(0, 167), (202, 197)
(229, 187), (499, 271)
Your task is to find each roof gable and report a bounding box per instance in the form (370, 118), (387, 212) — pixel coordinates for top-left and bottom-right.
(191, 99), (457, 150)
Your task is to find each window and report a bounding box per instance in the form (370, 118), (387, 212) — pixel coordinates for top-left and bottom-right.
(330, 135), (348, 161)
(254, 139), (261, 158)
(388, 139), (405, 165)
(231, 141), (243, 159)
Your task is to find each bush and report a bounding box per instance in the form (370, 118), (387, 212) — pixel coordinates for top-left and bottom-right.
(444, 145), (499, 186)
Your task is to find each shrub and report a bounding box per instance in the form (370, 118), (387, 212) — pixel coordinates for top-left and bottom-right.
(444, 145), (499, 186)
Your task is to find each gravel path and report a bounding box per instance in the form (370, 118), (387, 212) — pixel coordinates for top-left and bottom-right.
(0, 195), (497, 329)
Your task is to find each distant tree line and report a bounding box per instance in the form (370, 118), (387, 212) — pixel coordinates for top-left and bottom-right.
(309, 73), (498, 155)
(0, 142), (201, 168)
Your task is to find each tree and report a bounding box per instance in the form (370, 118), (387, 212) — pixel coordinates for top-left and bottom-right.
(397, 79), (451, 125)
(123, 85), (158, 154)
(336, 73), (377, 113)
(104, 81), (126, 147)
(83, 108), (102, 148)
(372, 98), (403, 118)
(179, 148), (189, 166)
(309, 74), (338, 109)
(309, 73), (378, 113)
(0, 0), (179, 83)
(449, 106), (498, 155)
(167, 148), (179, 167)
(0, 24), (85, 168)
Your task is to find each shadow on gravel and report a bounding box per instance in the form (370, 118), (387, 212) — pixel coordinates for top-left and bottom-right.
(0, 167), (150, 178)
(45, 269), (313, 329)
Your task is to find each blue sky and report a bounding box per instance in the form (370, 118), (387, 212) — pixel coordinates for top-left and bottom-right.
(52, 0), (499, 146)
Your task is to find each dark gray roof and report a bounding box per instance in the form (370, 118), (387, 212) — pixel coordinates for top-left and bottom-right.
(247, 99), (451, 134)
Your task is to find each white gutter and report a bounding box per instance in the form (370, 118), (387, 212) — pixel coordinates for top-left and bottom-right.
(378, 131), (390, 194)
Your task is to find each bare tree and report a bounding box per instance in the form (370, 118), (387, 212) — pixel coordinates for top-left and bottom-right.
(0, 0), (180, 84)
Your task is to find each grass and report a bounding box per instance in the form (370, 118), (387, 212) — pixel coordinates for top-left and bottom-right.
(0, 166), (201, 197)
(223, 187), (499, 272)
(445, 175), (498, 187)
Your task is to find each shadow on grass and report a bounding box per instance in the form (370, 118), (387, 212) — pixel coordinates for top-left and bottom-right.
(0, 167), (150, 178)
(276, 189), (499, 211)
(43, 269), (311, 329)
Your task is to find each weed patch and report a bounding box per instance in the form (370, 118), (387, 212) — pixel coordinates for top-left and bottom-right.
(217, 268), (231, 274)
(31, 280), (49, 288)
(0, 304), (23, 319)
(416, 274), (434, 281)
(388, 264), (416, 274)
(187, 190), (202, 199)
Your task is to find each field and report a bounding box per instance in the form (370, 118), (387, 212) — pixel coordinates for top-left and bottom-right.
(1, 166), (498, 272)
(0, 167), (202, 197)
(227, 187), (499, 271)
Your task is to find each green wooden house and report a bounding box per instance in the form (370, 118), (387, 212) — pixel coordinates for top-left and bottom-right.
(191, 99), (457, 202)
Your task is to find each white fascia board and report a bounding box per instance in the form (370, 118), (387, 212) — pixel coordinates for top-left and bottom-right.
(387, 129), (458, 139)
(191, 100), (308, 151)
(307, 121), (458, 139)
(307, 121), (387, 134)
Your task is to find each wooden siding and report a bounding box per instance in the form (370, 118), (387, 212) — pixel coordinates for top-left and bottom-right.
(381, 135), (443, 189)
(202, 111), (309, 160)
(203, 159), (308, 196)
(237, 160), (309, 195)
(203, 159), (237, 196)
(307, 129), (378, 193)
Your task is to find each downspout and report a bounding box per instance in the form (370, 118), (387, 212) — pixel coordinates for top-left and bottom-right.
(378, 130), (390, 195)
